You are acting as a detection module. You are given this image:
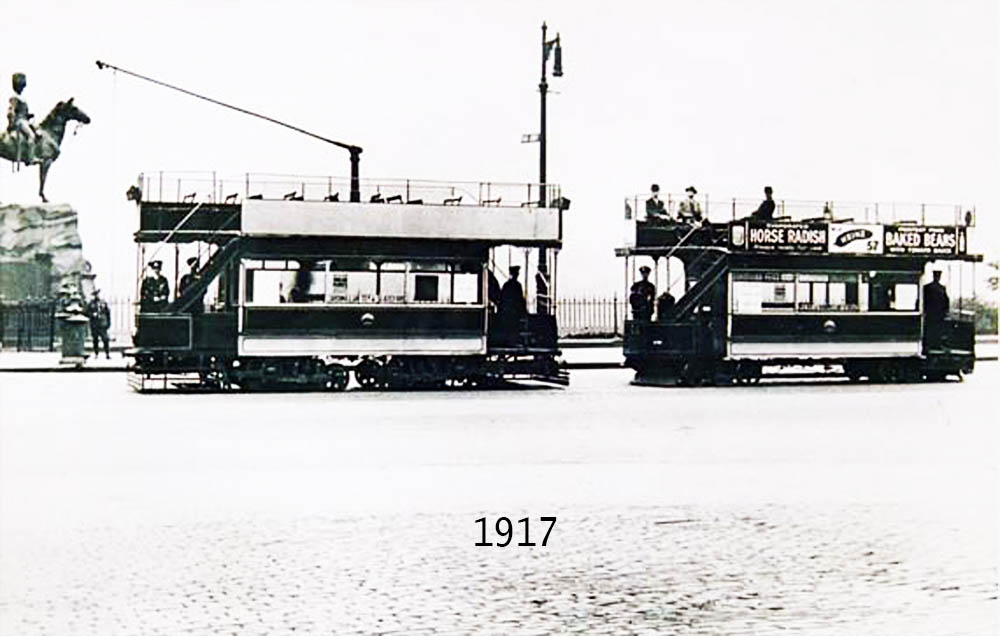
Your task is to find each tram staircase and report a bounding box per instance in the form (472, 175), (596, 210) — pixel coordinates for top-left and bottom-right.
(670, 250), (728, 321)
(168, 237), (242, 313)
(663, 225), (730, 322)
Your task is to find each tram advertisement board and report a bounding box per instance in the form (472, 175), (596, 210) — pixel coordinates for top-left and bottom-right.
(827, 223), (884, 254)
(731, 221), (827, 253)
(883, 225), (966, 256)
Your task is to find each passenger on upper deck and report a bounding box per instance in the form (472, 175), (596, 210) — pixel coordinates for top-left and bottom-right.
(629, 266), (656, 322)
(645, 184), (669, 222)
(751, 186), (775, 221)
(140, 260), (170, 312)
(677, 186), (703, 224)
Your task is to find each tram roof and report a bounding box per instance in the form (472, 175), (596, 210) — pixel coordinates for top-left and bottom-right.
(132, 172), (564, 247)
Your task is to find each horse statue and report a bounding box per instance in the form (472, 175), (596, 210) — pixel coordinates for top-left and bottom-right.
(0, 98), (91, 203)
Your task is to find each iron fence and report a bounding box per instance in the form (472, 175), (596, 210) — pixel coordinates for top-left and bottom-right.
(556, 295), (624, 338)
(0, 300), (57, 351)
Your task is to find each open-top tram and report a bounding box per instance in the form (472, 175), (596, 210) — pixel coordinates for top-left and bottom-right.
(617, 193), (981, 385)
(128, 173), (567, 391)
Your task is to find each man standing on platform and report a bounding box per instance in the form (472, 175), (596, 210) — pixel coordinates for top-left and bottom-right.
(923, 269), (950, 348)
(629, 265), (656, 322)
(140, 260), (170, 312)
(178, 257), (205, 314)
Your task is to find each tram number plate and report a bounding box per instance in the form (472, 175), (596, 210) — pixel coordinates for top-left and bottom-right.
(475, 516), (556, 547)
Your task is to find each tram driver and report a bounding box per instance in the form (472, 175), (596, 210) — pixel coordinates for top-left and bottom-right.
(497, 265), (527, 342)
(629, 265), (656, 322)
(923, 270), (950, 348)
(140, 260), (170, 312)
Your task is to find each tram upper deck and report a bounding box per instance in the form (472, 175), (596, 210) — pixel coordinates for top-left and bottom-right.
(133, 171), (566, 248)
(618, 192), (980, 262)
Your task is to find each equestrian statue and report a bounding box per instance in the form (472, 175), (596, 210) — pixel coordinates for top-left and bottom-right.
(0, 73), (91, 203)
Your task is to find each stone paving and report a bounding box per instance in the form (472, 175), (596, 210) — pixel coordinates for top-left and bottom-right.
(0, 368), (996, 634)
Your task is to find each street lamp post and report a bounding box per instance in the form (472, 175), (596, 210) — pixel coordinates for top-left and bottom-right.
(536, 22), (562, 315)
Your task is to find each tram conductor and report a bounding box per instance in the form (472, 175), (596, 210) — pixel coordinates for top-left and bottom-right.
(629, 265), (656, 322)
(923, 270), (950, 348)
(140, 260), (170, 312)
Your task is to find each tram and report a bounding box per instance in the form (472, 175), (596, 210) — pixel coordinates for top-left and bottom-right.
(127, 174), (568, 391)
(617, 193), (981, 385)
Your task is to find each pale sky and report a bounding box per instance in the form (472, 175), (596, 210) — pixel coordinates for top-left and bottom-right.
(1, 0), (997, 299)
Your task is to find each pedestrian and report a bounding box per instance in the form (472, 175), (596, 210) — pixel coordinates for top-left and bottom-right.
(87, 289), (111, 359)
(140, 260), (170, 312)
(629, 265), (656, 321)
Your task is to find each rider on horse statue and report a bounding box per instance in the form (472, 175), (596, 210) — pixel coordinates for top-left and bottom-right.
(7, 72), (37, 165)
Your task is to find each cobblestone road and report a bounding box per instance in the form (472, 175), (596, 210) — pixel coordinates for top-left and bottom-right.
(1, 368), (996, 634)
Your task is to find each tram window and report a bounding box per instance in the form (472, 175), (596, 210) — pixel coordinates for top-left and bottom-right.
(345, 271), (377, 302)
(894, 283), (918, 311)
(413, 275), (440, 302)
(867, 273), (919, 311)
(453, 273), (480, 304)
(245, 270), (285, 304)
(380, 269), (406, 303)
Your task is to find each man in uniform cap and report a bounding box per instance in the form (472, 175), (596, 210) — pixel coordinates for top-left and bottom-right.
(140, 260), (170, 312)
(677, 185), (703, 224)
(923, 270), (950, 349)
(87, 289), (112, 359)
(178, 256), (205, 314)
(7, 73), (37, 164)
(629, 265), (656, 322)
(497, 265), (528, 342)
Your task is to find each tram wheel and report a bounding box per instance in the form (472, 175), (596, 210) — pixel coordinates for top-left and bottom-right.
(875, 360), (902, 383)
(326, 365), (349, 391)
(355, 358), (384, 390)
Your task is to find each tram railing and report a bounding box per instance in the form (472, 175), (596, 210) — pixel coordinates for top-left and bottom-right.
(625, 192), (974, 227)
(137, 171), (563, 209)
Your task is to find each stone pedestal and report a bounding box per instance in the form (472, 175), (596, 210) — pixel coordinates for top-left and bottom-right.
(59, 305), (89, 367)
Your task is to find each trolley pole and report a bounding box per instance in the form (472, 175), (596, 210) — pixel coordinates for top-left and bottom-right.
(536, 22), (562, 315)
(95, 60), (364, 203)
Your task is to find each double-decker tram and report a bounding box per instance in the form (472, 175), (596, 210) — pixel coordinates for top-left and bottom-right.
(128, 173), (567, 391)
(617, 192), (981, 385)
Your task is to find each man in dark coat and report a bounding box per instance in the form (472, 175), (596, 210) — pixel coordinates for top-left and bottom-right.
(498, 265), (527, 320)
(923, 270), (950, 348)
(752, 186), (776, 221)
(87, 289), (112, 359)
(629, 265), (656, 321)
(178, 257), (205, 314)
(140, 260), (170, 312)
